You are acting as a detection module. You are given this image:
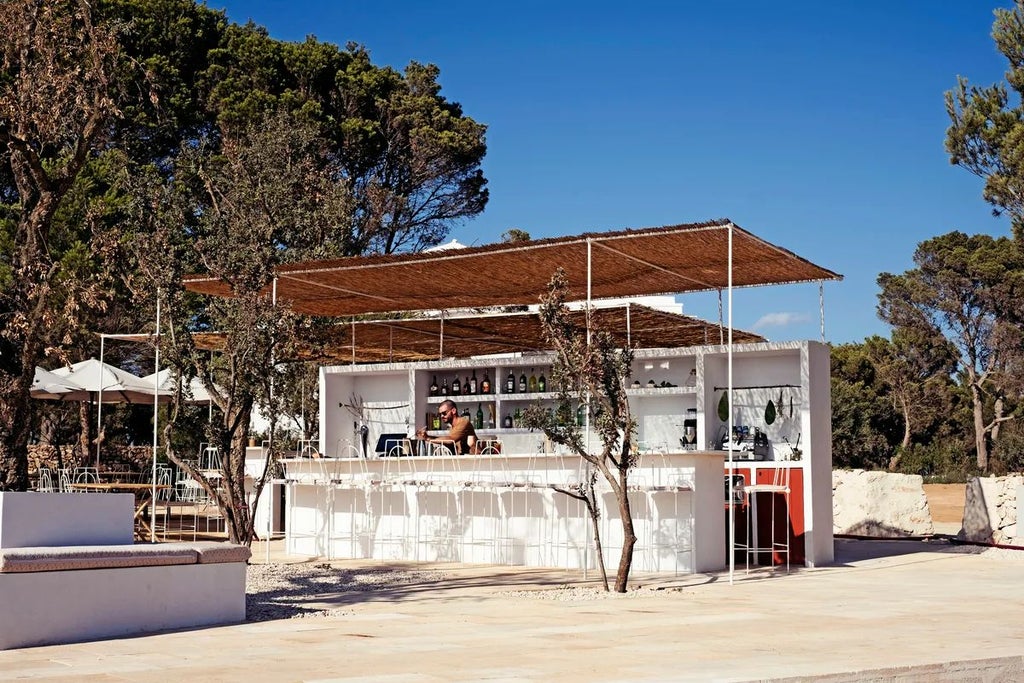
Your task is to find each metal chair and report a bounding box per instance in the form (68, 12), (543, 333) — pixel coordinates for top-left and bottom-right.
(57, 468), (73, 493)
(71, 467), (99, 492)
(740, 465), (791, 573)
(36, 467), (55, 493)
(199, 444), (221, 470)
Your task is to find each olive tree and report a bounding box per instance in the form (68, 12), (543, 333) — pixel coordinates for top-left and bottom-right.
(126, 110), (350, 544)
(522, 270), (638, 592)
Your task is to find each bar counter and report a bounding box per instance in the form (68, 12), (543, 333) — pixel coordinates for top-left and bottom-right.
(280, 450), (725, 574)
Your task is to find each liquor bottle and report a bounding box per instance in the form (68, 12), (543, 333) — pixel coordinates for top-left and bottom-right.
(528, 368), (538, 393)
(503, 413), (513, 428)
(452, 375), (461, 395)
(576, 403), (585, 427)
(505, 370), (516, 393)
(441, 377), (449, 396)
(481, 370), (491, 394)
(462, 408), (470, 419)
(518, 370), (527, 393)
(429, 375), (439, 397)
(538, 371), (547, 393)
(468, 370), (478, 395)
(514, 407), (523, 426)
(475, 403), (484, 429)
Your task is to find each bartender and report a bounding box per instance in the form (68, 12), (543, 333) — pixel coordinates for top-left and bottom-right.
(417, 399), (477, 454)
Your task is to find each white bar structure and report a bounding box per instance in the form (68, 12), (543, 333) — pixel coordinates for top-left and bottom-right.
(279, 339), (834, 574)
(282, 450), (724, 573)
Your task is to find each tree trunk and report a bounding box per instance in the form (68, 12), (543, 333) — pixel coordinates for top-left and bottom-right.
(78, 402), (93, 467)
(0, 336), (44, 490)
(899, 395), (912, 450)
(991, 394), (1005, 443)
(0, 375), (33, 491)
(971, 381), (988, 470)
(217, 398), (255, 545)
(581, 479), (609, 592)
(612, 469), (636, 593)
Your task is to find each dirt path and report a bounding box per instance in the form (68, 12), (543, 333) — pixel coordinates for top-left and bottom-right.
(924, 483), (965, 524)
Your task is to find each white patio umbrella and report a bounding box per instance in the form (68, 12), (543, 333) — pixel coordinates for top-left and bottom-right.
(141, 369), (217, 406)
(50, 358), (172, 469)
(50, 358), (170, 404)
(30, 366), (86, 400)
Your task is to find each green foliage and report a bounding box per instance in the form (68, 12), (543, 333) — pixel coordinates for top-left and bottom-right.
(989, 418), (1024, 475)
(946, 1), (1024, 238)
(891, 441), (975, 481)
(877, 231), (1024, 470)
(830, 342), (900, 470)
(2, 0), (489, 492)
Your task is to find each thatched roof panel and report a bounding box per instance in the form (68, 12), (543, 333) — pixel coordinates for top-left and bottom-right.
(184, 220), (841, 318)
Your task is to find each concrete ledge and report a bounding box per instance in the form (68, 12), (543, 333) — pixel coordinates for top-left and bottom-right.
(189, 541), (253, 564)
(0, 544), (197, 573)
(0, 492), (250, 650)
(0, 562), (246, 650)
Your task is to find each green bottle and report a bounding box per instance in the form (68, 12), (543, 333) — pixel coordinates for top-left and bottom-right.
(475, 403), (484, 429)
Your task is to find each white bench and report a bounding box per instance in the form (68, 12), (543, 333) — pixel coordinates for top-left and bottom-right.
(0, 492), (250, 650)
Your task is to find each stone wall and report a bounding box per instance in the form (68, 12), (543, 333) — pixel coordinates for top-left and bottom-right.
(27, 445), (152, 475)
(960, 475), (1022, 545)
(832, 469), (934, 537)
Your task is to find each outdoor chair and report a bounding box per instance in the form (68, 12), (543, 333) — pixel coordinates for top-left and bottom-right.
(35, 467), (55, 493)
(738, 465), (791, 573)
(198, 444), (220, 471)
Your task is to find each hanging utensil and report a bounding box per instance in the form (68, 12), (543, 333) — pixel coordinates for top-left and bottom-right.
(764, 398), (776, 425)
(790, 394), (794, 419)
(717, 390), (729, 422)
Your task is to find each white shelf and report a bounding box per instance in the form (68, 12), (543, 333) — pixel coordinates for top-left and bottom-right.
(626, 386), (696, 397)
(495, 391), (560, 402)
(426, 427), (547, 436)
(426, 394), (497, 404)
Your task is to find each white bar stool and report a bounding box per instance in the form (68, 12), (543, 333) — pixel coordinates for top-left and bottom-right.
(741, 465), (791, 572)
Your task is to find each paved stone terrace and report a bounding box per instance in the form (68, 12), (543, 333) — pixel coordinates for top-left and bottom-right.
(0, 538), (1022, 682)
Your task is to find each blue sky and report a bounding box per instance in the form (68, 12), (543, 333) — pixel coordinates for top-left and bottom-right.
(213, 0), (1013, 344)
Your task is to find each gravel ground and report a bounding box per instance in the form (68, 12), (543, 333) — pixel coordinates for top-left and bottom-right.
(245, 563), (449, 621)
(245, 541), (1023, 621)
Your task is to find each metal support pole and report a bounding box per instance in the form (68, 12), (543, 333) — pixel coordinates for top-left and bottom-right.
(727, 225), (735, 585)
(96, 335), (106, 469)
(819, 281), (826, 343)
(151, 292), (161, 542)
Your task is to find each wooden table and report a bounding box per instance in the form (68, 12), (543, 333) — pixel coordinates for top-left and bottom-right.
(69, 482), (170, 540)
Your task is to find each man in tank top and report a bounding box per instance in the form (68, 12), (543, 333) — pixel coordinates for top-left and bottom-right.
(417, 399), (477, 454)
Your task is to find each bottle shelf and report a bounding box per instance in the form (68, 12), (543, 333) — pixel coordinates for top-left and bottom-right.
(427, 388), (690, 402)
(426, 395), (497, 404)
(625, 386), (697, 397)
(425, 427), (543, 436)
(495, 391), (560, 402)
